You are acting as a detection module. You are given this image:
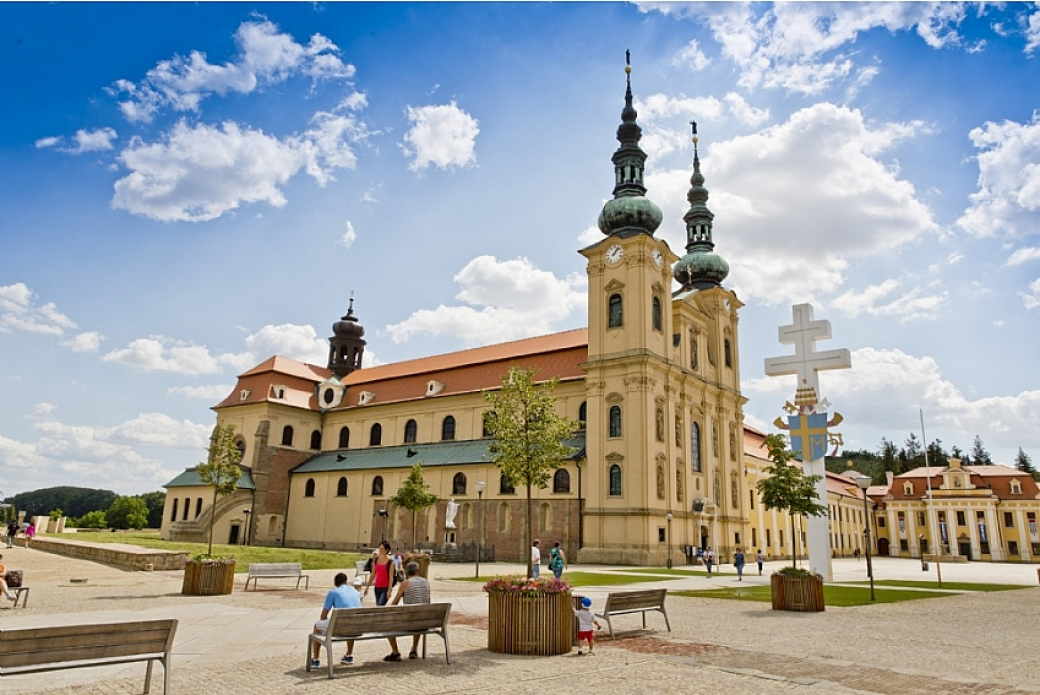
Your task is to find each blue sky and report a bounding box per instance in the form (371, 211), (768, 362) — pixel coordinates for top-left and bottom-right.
(2, 2), (1040, 498)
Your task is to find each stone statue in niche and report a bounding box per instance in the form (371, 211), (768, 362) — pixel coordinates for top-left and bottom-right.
(445, 498), (459, 529)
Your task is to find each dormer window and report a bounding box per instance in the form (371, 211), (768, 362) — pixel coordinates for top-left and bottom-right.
(426, 380), (445, 396)
(240, 390), (251, 401)
(903, 482), (914, 496)
(359, 391), (375, 406)
(272, 386), (286, 399)
(1011, 479), (1022, 495)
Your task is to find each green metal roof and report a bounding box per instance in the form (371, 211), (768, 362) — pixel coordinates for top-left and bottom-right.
(164, 467), (255, 490)
(292, 434), (586, 475)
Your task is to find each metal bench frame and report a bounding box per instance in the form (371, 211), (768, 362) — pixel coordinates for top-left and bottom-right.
(244, 562), (311, 591)
(595, 588), (671, 638)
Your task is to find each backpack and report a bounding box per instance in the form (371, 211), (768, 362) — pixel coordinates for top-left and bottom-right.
(549, 548), (563, 570)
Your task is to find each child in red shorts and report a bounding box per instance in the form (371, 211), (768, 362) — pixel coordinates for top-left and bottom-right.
(573, 596), (602, 655)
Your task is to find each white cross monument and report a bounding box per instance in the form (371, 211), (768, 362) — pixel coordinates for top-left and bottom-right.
(764, 303), (851, 581)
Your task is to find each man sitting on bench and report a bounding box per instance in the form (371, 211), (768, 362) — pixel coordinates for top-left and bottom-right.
(310, 572), (362, 670)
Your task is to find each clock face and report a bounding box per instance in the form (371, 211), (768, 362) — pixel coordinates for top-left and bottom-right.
(652, 249), (663, 267)
(606, 244), (624, 265)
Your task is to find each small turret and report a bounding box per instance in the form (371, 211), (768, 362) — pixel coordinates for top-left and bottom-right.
(674, 122), (729, 289)
(327, 297), (366, 377)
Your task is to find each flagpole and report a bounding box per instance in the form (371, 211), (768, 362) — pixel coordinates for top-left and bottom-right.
(920, 409), (942, 588)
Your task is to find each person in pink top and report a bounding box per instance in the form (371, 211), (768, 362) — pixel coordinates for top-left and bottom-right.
(363, 540), (394, 606)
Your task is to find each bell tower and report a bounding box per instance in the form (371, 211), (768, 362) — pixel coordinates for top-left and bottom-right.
(327, 297), (366, 377)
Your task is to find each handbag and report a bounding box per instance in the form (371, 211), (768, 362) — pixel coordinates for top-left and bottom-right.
(4, 570), (22, 588)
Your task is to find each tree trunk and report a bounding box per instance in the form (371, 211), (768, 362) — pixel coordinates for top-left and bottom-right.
(526, 482), (534, 579)
(208, 488), (217, 556)
(790, 512), (797, 569)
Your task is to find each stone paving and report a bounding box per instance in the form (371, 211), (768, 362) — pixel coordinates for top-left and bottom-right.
(2, 543), (1039, 694)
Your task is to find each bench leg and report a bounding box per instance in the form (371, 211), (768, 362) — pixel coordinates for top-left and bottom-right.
(15, 588), (28, 608)
(661, 607), (671, 632)
(642, 611), (647, 630)
(144, 659), (153, 694)
(441, 629), (451, 665)
(163, 654), (172, 695)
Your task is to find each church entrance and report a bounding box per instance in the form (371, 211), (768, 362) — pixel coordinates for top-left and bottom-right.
(877, 537), (889, 556)
(958, 540), (972, 560)
(228, 524), (240, 545)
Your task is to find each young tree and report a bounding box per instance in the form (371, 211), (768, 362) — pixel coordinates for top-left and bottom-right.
(196, 424), (243, 556)
(390, 463), (439, 549)
(484, 366), (577, 578)
(106, 496), (149, 529)
(756, 434), (827, 569)
(1015, 448), (1036, 476)
(971, 435), (993, 465)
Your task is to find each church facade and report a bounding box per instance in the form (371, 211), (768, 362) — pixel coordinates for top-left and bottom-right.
(161, 61), (750, 566)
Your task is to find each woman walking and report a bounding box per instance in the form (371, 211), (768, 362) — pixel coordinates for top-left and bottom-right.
(363, 540), (395, 606)
(734, 547), (746, 581)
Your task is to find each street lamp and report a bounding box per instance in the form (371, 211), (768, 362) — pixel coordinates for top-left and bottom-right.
(242, 509), (251, 546)
(474, 482), (486, 579)
(378, 509), (389, 542)
(854, 476), (876, 601)
(666, 513), (673, 569)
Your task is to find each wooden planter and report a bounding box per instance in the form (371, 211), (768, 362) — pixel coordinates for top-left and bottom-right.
(771, 573), (825, 612)
(182, 560), (236, 596)
(487, 590), (573, 655)
(403, 553), (431, 579)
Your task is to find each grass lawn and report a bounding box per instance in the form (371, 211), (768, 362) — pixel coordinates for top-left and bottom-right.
(670, 584), (957, 606)
(614, 567), (711, 577)
(456, 571), (685, 587)
(51, 531), (366, 570)
(850, 579), (1031, 592)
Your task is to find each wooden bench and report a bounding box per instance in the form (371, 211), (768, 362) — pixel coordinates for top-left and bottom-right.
(595, 588), (671, 638)
(244, 562), (310, 591)
(4, 587), (29, 608)
(306, 603), (452, 678)
(0, 618), (177, 694)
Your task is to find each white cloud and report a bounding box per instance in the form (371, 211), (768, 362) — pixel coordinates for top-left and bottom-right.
(385, 255), (586, 346)
(110, 19), (354, 123)
(0, 283), (78, 336)
(723, 93), (770, 127)
(1027, 7), (1040, 54)
(340, 220), (357, 248)
(167, 384), (234, 400)
(1021, 278), (1040, 309)
(99, 413), (210, 449)
(29, 403), (56, 417)
(62, 331), (104, 353)
(832, 281), (947, 323)
(1007, 247), (1040, 266)
(638, 93), (724, 123)
(400, 101), (479, 171)
(70, 127), (118, 153)
(101, 336), (225, 375)
(648, 103), (937, 305)
(34, 136), (60, 149)
(112, 115), (369, 222)
(244, 324), (328, 366)
(957, 113), (1040, 239)
(576, 225), (602, 247)
(672, 39), (711, 71)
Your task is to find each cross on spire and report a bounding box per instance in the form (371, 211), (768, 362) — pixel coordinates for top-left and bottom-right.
(764, 303), (851, 400)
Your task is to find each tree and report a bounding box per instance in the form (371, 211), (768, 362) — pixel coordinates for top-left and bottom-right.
(76, 510), (107, 529)
(4, 486), (117, 519)
(390, 463), (439, 549)
(756, 434), (827, 569)
(196, 424), (243, 556)
(877, 437), (899, 482)
(137, 491), (167, 529)
(484, 366), (577, 578)
(106, 496), (149, 530)
(971, 435), (993, 465)
(1015, 448), (1036, 477)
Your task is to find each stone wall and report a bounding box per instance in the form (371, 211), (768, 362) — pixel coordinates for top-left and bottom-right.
(28, 536), (188, 571)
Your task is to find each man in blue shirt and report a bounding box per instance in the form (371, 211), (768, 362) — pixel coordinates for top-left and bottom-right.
(310, 572), (363, 668)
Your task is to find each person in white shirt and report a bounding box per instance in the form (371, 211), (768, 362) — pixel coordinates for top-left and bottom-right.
(531, 539), (541, 578)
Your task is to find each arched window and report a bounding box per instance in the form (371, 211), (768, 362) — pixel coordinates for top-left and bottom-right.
(652, 296), (662, 331)
(281, 425), (294, 446)
(371, 476), (384, 496)
(404, 419), (417, 444)
(500, 474), (515, 495)
(609, 405), (622, 438)
(691, 422), (702, 472)
(338, 426), (350, 449)
(234, 438), (246, 459)
(553, 468), (570, 493)
(724, 338), (732, 368)
(441, 415), (456, 441)
(608, 293), (623, 328)
(337, 477), (348, 497)
(369, 423), (382, 446)
(195, 498), (203, 518)
(452, 472), (467, 496)
(182, 497), (189, 521)
(310, 430), (322, 450)
(578, 401), (587, 430)
(609, 464), (622, 496)
(304, 479), (316, 497)
(170, 498), (178, 522)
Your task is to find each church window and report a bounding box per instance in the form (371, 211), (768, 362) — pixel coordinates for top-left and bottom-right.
(553, 468), (570, 494)
(676, 471), (684, 503)
(655, 407), (664, 442)
(369, 423), (382, 446)
(656, 463), (665, 500)
(609, 464), (622, 496)
(371, 476), (384, 496)
(578, 401), (587, 430)
(609, 405), (622, 438)
(691, 422), (702, 472)
(956, 510), (966, 526)
(749, 489), (755, 510)
(195, 498), (202, 519)
(404, 419), (418, 444)
(724, 338), (732, 368)
(310, 430), (322, 450)
(170, 498), (178, 522)
(652, 296), (662, 332)
(500, 474), (515, 495)
(453, 473), (467, 495)
(338, 426), (350, 449)
(281, 425), (294, 447)
(608, 294), (623, 328)
(1005, 512), (1014, 527)
(441, 416), (456, 441)
(304, 479), (316, 497)
(182, 497), (189, 521)
(337, 477), (348, 497)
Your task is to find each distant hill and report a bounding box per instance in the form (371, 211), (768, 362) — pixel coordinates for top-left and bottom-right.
(3, 486), (118, 519)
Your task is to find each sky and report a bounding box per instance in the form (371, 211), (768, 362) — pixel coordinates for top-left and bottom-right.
(2, 2), (1040, 499)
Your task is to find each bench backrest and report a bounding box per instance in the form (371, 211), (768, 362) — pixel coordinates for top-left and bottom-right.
(248, 562), (302, 576)
(603, 589), (667, 612)
(0, 619), (178, 670)
(327, 603), (451, 637)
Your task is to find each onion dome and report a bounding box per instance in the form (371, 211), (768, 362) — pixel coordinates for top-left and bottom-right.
(674, 122), (729, 289)
(597, 52), (663, 237)
(333, 297), (365, 339)
(328, 296), (366, 377)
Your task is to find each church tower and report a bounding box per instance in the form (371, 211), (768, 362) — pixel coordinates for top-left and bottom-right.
(578, 58), (747, 566)
(327, 297), (366, 377)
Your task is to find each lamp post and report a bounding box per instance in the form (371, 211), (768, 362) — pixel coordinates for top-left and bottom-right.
(854, 477), (875, 601)
(242, 509), (251, 546)
(474, 481), (486, 579)
(666, 513), (673, 569)
(378, 509), (389, 542)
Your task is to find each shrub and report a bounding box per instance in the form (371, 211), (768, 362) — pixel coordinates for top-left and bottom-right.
(483, 575), (572, 594)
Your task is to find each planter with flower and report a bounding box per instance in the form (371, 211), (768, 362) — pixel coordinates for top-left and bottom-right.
(484, 575), (573, 655)
(182, 554), (237, 596)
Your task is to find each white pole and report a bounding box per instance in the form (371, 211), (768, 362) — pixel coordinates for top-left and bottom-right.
(919, 409), (942, 587)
